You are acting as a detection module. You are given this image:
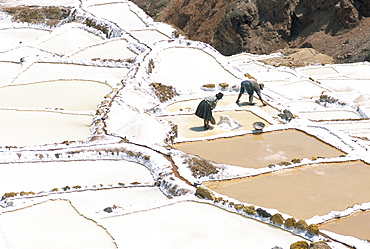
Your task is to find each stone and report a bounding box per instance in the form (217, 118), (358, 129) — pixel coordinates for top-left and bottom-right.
(309, 241), (331, 249)
(270, 213), (285, 226)
(243, 205), (256, 215)
(284, 218), (297, 229)
(103, 207), (113, 213)
(195, 185), (215, 201)
(214, 197), (223, 203)
(291, 158), (301, 164)
(290, 241), (309, 249)
(307, 224), (320, 235)
(62, 186), (70, 191)
(278, 109), (294, 122)
(296, 219), (308, 231)
(234, 204), (244, 210)
(256, 208), (272, 218)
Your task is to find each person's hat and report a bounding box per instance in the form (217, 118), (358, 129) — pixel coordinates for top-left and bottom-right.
(216, 92), (224, 99)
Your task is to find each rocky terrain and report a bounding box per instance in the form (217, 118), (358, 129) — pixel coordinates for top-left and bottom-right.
(131, 0), (370, 63)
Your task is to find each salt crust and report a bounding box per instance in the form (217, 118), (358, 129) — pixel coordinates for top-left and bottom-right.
(0, 0), (369, 248)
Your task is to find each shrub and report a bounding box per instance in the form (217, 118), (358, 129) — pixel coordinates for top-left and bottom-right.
(278, 161), (291, 166)
(234, 204), (244, 210)
(202, 84), (215, 89)
(3, 6), (71, 27)
(184, 157), (219, 178)
(219, 83), (229, 89)
(2, 192), (18, 199)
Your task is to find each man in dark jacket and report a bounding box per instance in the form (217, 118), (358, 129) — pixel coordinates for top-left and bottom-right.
(236, 78), (267, 106)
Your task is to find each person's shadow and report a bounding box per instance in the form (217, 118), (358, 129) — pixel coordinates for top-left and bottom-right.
(237, 102), (256, 106)
(190, 126), (213, 132)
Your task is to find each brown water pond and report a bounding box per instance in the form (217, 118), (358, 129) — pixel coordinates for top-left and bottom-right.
(204, 161), (370, 220)
(174, 129), (344, 168)
(320, 211), (370, 241)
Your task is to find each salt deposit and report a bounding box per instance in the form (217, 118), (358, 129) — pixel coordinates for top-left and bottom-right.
(0, 0), (370, 248)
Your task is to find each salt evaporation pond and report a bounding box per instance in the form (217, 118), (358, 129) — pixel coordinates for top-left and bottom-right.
(317, 79), (370, 93)
(1, 0), (370, 247)
(297, 110), (362, 121)
(0, 200), (117, 249)
(48, 187), (168, 217)
(37, 27), (104, 54)
(0, 28), (50, 51)
(13, 62), (128, 85)
(0, 110), (92, 146)
(86, 2), (147, 30)
(0, 78), (112, 146)
(269, 80), (327, 100)
(323, 120), (370, 142)
(0, 160), (154, 194)
(0, 62), (22, 83)
(130, 29), (170, 43)
(320, 211), (370, 241)
(100, 201), (308, 249)
(161, 110), (270, 139)
(164, 95), (280, 113)
(175, 129), (344, 168)
(0, 47), (56, 61)
(152, 47), (240, 87)
(204, 161), (370, 220)
(0, 80), (111, 111)
(68, 39), (137, 60)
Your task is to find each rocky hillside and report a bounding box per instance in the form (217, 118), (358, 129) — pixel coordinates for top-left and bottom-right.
(131, 0), (370, 63)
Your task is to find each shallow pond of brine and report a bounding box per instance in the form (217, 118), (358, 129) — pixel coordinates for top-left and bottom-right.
(204, 161), (370, 220)
(320, 211), (370, 241)
(175, 129), (344, 168)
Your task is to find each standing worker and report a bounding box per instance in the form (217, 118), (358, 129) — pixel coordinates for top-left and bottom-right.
(195, 92), (224, 130)
(236, 77), (267, 106)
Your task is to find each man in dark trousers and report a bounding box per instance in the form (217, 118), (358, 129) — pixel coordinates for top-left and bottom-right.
(236, 78), (267, 106)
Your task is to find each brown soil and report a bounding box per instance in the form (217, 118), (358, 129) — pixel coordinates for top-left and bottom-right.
(2, 6), (71, 27)
(183, 156), (219, 178)
(131, 0), (370, 64)
(2, 2), (369, 65)
(149, 82), (179, 103)
(258, 48), (335, 68)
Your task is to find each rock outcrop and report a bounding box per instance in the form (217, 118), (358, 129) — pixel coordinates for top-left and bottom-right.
(131, 0), (370, 63)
